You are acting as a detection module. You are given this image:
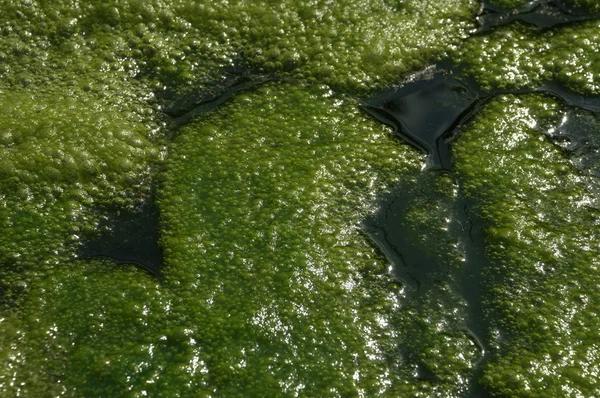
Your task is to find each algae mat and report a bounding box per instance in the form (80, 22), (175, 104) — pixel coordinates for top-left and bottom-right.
(1, 0), (600, 396)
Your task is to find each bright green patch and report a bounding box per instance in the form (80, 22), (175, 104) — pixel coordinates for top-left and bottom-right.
(456, 21), (600, 94)
(0, 0), (478, 95)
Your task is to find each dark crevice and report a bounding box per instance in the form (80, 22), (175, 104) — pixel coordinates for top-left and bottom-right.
(478, 0), (600, 32)
(78, 197), (163, 279)
(161, 71), (274, 128)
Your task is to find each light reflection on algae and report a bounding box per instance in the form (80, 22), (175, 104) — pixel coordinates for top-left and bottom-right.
(0, 0), (599, 396)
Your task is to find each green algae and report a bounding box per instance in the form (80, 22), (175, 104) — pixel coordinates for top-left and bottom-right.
(0, 0), (478, 96)
(0, 259), (167, 397)
(456, 20), (600, 94)
(454, 95), (600, 397)
(173, 0), (479, 92)
(0, 76), (482, 395)
(0, 81), (485, 396)
(2, 0), (600, 396)
(158, 82), (441, 396)
(0, 88), (161, 311)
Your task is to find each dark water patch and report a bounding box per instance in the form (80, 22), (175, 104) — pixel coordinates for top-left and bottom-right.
(538, 81), (600, 112)
(361, 66), (600, 171)
(363, 172), (467, 292)
(478, 0), (599, 32)
(78, 198), (162, 278)
(546, 107), (600, 176)
(361, 72), (482, 170)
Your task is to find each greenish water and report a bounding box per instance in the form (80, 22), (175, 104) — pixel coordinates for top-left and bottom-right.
(1, 0), (600, 396)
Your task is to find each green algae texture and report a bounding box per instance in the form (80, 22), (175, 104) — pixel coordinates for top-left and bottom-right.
(454, 95), (600, 397)
(157, 83), (478, 396)
(2, 0), (600, 396)
(0, 0), (478, 95)
(457, 21), (600, 94)
(0, 88), (161, 311)
(0, 81), (482, 396)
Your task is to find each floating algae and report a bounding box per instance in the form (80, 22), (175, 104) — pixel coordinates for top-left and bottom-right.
(2, 0), (600, 396)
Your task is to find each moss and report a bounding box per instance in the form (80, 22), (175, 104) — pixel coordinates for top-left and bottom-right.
(2, 0), (600, 396)
(454, 95), (600, 397)
(456, 21), (600, 94)
(0, 79), (480, 395)
(0, 0), (478, 95)
(0, 88), (161, 312)
(158, 82), (420, 395)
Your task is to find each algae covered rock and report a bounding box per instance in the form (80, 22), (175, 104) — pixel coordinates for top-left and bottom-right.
(158, 82), (417, 396)
(0, 78), (482, 396)
(2, 0), (600, 396)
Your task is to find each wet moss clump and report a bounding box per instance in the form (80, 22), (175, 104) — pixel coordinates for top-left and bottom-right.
(456, 21), (600, 94)
(454, 95), (600, 397)
(157, 82), (485, 396)
(0, 0), (479, 96)
(0, 259), (167, 397)
(0, 89), (161, 310)
(159, 82), (416, 395)
(174, 0), (479, 92)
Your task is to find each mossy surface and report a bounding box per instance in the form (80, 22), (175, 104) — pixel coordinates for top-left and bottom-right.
(0, 80), (481, 396)
(0, 88), (161, 310)
(2, 0), (600, 396)
(158, 83), (478, 396)
(0, 0), (478, 95)
(454, 95), (600, 397)
(457, 21), (600, 94)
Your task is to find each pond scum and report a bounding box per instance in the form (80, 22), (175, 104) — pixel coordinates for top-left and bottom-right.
(0, 0), (599, 396)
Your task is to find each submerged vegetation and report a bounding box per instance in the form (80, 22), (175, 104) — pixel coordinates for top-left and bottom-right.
(0, 0), (600, 396)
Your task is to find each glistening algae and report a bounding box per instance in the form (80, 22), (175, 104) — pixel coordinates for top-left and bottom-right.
(457, 19), (600, 93)
(0, 79), (482, 396)
(0, 0), (479, 97)
(0, 89), (161, 311)
(2, 0), (600, 396)
(454, 94), (600, 396)
(157, 83), (477, 396)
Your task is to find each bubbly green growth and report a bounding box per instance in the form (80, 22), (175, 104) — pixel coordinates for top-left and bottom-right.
(456, 21), (600, 94)
(173, 0), (479, 92)
(157, 82), (484, 396)
(0, 88), (161, 310)
(0, 259), (167, 397)
(159, 82), (413, 395)
(0, 82), (483, 396)
(0, 0), (478, 95)
(454, 95), (600, 397)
